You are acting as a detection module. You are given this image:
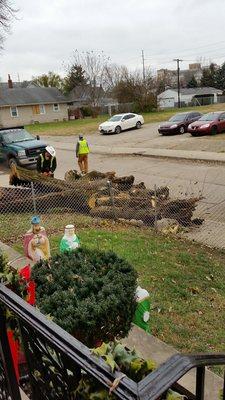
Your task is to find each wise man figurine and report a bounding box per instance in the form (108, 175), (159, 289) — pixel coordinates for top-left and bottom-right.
(60, 224), (80, 253)
(133, 286), (151, 333)
(23, 216), (51, 263)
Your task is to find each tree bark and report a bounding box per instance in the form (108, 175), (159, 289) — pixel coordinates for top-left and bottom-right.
(7, 166), (201, 226)
(90, 206), (157, 225)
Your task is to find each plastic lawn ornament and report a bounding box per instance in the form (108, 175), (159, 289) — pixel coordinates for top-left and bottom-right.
(133, 286), (150, 333)
(60, 224), (80, 253)
(23, 216), (51, 262)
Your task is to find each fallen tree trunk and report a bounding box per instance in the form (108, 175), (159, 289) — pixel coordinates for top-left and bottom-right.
(7, 165), (202, 227)
(90, 206), (158, 225)
(0, 187), (89, 213)
(160, 198), (199, 226)
(112, 175), (135, 190)
(65, 169), (116, 182)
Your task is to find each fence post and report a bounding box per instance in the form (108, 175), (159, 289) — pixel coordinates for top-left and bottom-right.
(31, 182), (37, 214)
(223, 369), (225, 400)
(107, 180), (116, 221)
(196, 366), (205, 400)
(154, 184), (158, 232)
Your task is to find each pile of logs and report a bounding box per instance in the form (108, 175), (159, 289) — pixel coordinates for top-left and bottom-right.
(4, 166), (202, 227)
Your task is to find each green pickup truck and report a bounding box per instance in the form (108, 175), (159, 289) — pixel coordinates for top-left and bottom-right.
(0, 126), (47, 168)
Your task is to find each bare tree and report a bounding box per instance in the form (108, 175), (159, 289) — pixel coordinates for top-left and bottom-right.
(103, 63), (128, 92)
(66, 50), (111, 106)
(0, 0), (17, 47)
(111, 67), (157, 112)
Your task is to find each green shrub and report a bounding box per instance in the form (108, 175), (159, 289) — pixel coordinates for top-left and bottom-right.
(32, 248), (137, 346)
(80, 106), (93, 117)
(132, 93), (157, 113)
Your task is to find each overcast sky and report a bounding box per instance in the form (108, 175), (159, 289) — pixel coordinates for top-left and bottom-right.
(1, 0), (225, 81)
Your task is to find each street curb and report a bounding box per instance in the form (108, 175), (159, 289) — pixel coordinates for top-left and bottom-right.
(91, 149), (225, 165)
(53, 144), (225, 165)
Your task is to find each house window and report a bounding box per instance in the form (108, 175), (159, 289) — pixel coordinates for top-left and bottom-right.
(32, 105), (45, 115)
(53, 103), (60, 112)
(10, 106), (18, 117)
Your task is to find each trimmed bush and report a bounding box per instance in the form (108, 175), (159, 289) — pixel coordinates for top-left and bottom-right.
(32, 248), (137, 346)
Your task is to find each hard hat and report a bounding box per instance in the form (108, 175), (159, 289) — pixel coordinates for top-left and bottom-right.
(46, 146), (56, 157)
(31, 216), (40, 225)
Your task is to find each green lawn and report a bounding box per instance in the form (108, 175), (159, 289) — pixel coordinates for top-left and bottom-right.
(5, 213), (225, 359)
(26, 116), (108, 136)
(26, 103), (225, 137)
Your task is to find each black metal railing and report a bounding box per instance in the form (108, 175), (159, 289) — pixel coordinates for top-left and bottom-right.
(0, 283), (224, 400)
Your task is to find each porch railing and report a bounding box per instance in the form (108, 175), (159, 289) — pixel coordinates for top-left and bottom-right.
(0, 283), (224, 400)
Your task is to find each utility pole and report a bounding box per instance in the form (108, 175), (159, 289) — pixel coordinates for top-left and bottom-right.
(173, 58), (183, 108)
(142, 50), (146, 82)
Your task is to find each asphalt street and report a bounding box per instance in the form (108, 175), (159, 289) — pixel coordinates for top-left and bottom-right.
(1, 123), (225, 208)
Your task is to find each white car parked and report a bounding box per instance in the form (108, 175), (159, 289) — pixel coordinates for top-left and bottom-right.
(99, 113), (144, 134)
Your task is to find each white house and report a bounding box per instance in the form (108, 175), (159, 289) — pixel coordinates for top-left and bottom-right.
(158, 87), (223, 109)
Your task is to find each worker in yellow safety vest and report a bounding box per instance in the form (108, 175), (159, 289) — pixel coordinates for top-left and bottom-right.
(76, 134), (90, 175)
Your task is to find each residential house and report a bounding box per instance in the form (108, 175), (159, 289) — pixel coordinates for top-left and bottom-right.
(158, 87), (223, 109)
(68, 84), (118, 109)
(0, 76), (68, 127)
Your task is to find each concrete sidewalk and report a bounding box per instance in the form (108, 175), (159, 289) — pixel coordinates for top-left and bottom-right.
(52, 142), (225, 164)
(124, 326), (223, 400)
(0, 241), (33, 270)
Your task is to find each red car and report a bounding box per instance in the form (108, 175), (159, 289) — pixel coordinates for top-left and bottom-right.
(158, 111), (202, 135)
(188, 112), (225, 136)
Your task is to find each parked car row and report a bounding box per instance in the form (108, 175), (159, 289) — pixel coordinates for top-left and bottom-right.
(158, 111), (225, 136)
(99, 110), (225, 137)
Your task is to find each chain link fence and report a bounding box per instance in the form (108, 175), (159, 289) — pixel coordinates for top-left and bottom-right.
(1, 168), (225, 250)
(172, 96), (225, 108)
(0, 171), (225, 248)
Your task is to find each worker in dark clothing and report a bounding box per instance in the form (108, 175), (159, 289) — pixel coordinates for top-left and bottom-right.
(37, 146), (57, 177)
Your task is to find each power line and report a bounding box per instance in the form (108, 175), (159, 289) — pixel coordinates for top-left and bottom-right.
(141, 50), (146, 81)
(173, 59), (183, 108)
(142, 39), (225, 59)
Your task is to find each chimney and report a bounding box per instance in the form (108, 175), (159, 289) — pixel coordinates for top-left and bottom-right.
(8, 74), (13, 89)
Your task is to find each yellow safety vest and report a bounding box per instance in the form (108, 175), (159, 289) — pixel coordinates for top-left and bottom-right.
(78, 139), (89, 155)
(40, 153), (55, 169)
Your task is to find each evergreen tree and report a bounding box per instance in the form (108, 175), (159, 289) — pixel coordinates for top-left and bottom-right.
(215, 62), (225, 91)
(200, 63), (216, 87)
(63, 64), (86, 93)
(187, 75), (198, 88)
